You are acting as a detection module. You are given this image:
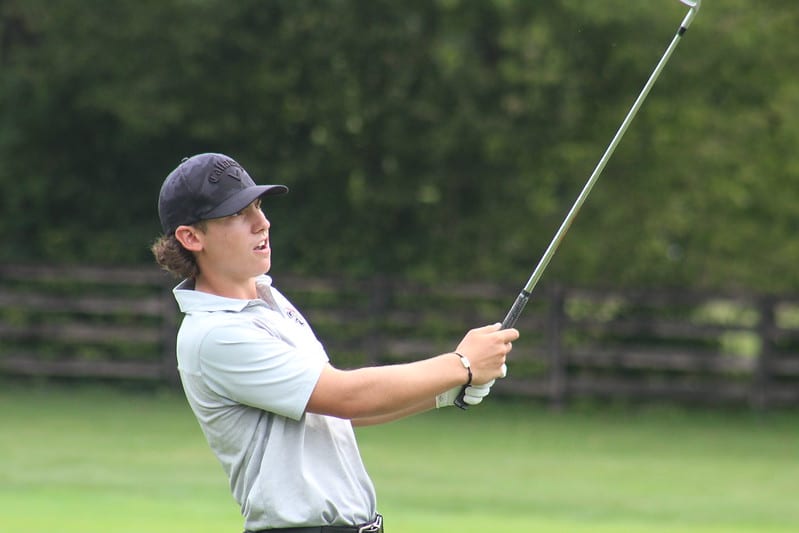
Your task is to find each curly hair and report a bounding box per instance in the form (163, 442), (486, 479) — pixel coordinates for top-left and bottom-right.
(151, 234), (198, 279)
(151, 222), (207, 279)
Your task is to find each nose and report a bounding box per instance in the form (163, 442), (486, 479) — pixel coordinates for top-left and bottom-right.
(253, 207), (270, 232)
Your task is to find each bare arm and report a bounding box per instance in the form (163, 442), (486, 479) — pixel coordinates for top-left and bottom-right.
(305, 323), (519, 421)
(306, 354), (465, 420)
(350, 398), (434, 427)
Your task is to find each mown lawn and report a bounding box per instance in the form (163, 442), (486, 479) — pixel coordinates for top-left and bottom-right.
(2, 383), (798, 532)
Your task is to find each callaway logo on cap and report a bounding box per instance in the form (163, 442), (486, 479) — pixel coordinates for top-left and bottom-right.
(157, 153), (288, 235)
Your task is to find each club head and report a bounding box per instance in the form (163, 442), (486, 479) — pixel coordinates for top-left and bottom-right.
(679, 0), (701, 30)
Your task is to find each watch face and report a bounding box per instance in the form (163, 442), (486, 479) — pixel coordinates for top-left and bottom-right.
(455, 353), (473, 387)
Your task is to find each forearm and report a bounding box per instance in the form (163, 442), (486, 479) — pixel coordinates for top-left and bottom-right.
(306, 353), (467, 420)
(350, 398), (434, 427)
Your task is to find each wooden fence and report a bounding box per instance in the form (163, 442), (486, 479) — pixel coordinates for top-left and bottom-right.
(0, 264), (179, 384)
(2, 263), (799, 408)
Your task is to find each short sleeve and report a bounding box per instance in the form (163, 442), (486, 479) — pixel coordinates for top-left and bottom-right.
(197, 321), (326, 420)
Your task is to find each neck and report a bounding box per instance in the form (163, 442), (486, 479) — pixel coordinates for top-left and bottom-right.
(194, 273), (258, 300)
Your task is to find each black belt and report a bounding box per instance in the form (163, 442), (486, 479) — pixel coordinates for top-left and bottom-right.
(246, 514), (383, 533)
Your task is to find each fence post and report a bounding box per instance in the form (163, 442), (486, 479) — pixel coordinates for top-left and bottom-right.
(548, 285), (566, 409)
(365, 276), (391, 365)
(752, 295), (776, 409)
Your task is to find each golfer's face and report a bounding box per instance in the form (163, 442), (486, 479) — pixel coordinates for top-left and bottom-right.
(202, 198), (273, 280)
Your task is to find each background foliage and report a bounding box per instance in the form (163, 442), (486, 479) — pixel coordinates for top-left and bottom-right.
(1, 0), (797, 291)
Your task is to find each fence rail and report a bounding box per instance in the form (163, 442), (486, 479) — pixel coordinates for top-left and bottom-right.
(0, 263), (178, 384)
(2, 263), (799, 408)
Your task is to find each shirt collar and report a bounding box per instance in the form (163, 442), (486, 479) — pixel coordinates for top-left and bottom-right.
(173, 275), (274, 313)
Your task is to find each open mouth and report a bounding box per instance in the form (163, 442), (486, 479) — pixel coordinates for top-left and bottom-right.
(254, 239), (268, 251)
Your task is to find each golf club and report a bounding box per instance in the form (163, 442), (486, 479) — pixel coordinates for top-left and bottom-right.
(456, 0), (702, 409)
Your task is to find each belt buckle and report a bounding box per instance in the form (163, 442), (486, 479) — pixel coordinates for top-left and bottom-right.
(358, 514), (382, 533)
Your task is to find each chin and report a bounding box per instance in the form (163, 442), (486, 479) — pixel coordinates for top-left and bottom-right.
(261, 259), (272, 274)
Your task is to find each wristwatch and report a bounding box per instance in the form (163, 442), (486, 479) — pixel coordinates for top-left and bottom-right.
(454, 352), (473, 386)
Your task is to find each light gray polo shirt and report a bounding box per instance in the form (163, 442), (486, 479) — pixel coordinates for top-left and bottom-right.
(173, 275), (377, 530)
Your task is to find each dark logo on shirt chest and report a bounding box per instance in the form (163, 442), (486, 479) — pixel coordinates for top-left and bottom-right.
(285, 307), (305, 327)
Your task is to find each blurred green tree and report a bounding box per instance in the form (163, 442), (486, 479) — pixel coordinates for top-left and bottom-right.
(0, 0), (796, 292)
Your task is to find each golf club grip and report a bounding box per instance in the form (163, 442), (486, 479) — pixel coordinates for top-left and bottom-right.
(501, 291), (531, 330)
(454, 291), (531, 410)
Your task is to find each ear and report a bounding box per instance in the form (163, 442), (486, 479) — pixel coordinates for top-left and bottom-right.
(174, 225), (204, 252)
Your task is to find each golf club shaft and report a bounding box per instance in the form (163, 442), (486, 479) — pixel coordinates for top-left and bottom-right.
(501, 0), (701, 331)
(455, 0), (701, 409)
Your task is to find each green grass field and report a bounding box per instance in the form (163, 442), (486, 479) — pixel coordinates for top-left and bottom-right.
(2, 383), (798, 533)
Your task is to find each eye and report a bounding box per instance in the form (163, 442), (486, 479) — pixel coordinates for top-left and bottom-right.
(232, 200), (261, 217)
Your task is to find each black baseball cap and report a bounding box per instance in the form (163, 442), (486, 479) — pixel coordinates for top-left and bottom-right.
(158, 153), (288, 235)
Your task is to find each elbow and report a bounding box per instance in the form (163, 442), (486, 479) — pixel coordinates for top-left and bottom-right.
(308, 391), (378, 421)
(306, 367), (385, 420)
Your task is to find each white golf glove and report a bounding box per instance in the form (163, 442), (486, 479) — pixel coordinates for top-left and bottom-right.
(435, 364), (507, 408)
(436, 382), (491, 408)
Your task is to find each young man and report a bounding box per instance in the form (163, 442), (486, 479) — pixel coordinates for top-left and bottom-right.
(152, 153), (519, 533)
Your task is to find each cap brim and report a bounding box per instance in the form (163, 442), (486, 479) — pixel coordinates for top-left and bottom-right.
(204, 184), (288, 220)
